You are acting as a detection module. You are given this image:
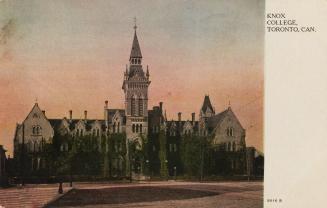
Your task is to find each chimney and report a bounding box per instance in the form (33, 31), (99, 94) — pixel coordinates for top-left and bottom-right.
(105, 100), (108, 109)
(159, 102), (163, 112)
(178, 112), (182, 122)
(69, 110), (72, 120)
(42, 110), (45, 116)
(84, 110), (88, 120)
(192, 112), (195, 123)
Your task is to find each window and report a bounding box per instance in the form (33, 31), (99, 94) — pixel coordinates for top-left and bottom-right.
(169, 144), (173, 152)
(170, 130), (176, 136)
(132, 124), (135, 133)
(96, 129), (100, 137)
(139, 99), (143, 116)
(140, 124), (142, 133)
(131, 98), (136, 115)
(117, 123), (120, 133)
(76, 129), (80, 137)
(136, 124), (139, 133)
(92, 129), (96, 136)
(114, 142), (118, 152)
(227, 127), (234, 136)
(32, 126), (42, 135)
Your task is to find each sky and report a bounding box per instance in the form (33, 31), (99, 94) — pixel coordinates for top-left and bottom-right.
(0, 0), (264, 155)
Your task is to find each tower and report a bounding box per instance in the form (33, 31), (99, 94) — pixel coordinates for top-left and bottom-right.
(200, 95), (215, 121)
(199, 95), (215, 135)
(122, 21), (151, 142)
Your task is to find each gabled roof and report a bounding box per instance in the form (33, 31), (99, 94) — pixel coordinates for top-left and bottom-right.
(201, 95), (214, 113)
(106, 109), (126, 124)
(130, 31), (142, 59)
(48, 119), (62, 129)
(23, 103), (47, 123)
(207, 109), (228, 132)
(207, 107), (244, 134)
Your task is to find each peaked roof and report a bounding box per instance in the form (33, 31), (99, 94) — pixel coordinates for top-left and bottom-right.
(23, 103), (47, 123)
(207, 107), (244, 133)
(207, 109), (228, 131)
(201, 95), (214, 113)
(130, 31), (142, 59)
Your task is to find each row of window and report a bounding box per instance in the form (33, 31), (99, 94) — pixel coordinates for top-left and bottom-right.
(113, 122), (120, 133)
(169, 143), (178, 152)
(152, 125), (160, 133)
(132, 124), (143, 133)
(114, 142), (123, 152)
(60, 143), (69, 152)
(169, 130), (193, 136)
(31, 157), (45, 171)
(226, 127), (234, 137)
(75, 128), (101, 137)
(92, 129), (101, 136)
(128, 83), (147, 89)
(226, 142), (237, 152)
(131, 98), (144, 116)
(26, 140), (44, 153)
(131, 58), (141, 65)
(32, 126), (42, 135)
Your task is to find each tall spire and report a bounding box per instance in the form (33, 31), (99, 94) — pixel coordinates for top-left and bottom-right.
(133, 17), (137, 31)
(130, 17), (142, 60)
(201, 95), (214, 113)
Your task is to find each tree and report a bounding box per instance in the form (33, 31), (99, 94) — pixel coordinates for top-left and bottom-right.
(158, 129), (168, 178)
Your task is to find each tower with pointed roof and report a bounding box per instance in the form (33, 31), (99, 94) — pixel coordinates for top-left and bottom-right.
(200, 95), (215, 121)
(122, 21), (151, 142)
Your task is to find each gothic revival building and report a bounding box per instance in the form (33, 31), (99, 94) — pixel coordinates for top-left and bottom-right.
(13, 24), (256, 178)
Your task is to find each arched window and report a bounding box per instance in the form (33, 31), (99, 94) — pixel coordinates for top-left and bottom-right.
(32, 127), (36, 134)
(76, 129), (80, 137)
(96, 129), (100, 136)
(132, 124), (135, 133)
(232, 142), (236, 151)
(131, 98), (136, 116)
(33, 142), (36, 152)
(117, 122), (120, 133)
(113, 123), (116, 133)
(92, 129), (96, 136)
(138, 98), (143, 116)
(136, 124), (139, 133)
(226, 127), (234, 136)
(80, 129), (84, 136)
(140, 124), (142, 133)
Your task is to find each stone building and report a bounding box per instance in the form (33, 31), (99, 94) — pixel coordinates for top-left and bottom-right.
(12, 24), (260, 178)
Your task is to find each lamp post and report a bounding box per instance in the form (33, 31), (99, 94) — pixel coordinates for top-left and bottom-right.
(173, 166), (177, 180)
(165, 160), (168, 181)
(146, 159), (149, 180)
